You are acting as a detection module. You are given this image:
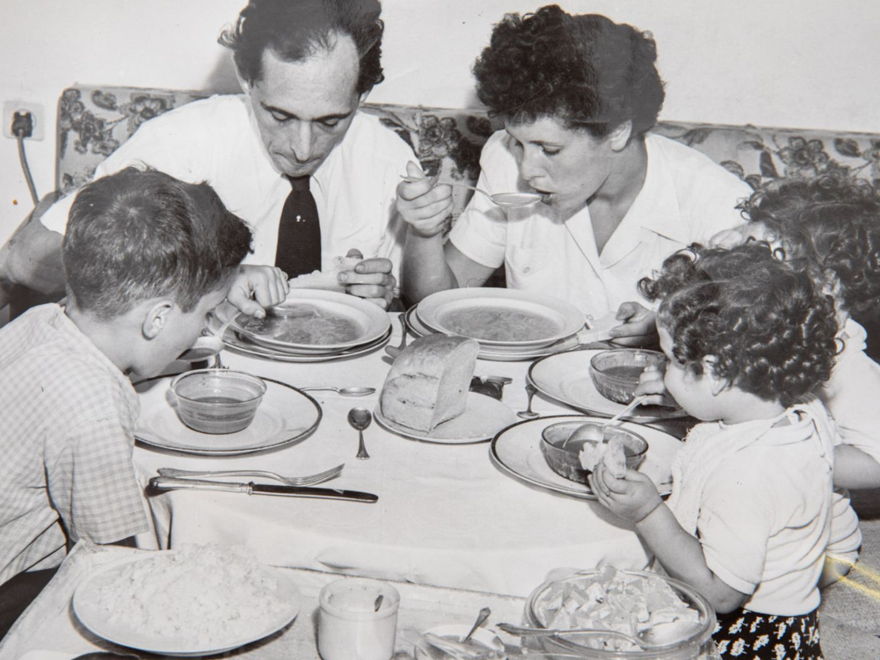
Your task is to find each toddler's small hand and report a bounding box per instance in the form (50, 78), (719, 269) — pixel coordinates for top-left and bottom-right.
(590, 464), (663, 523)
(634, 364), (672, 407)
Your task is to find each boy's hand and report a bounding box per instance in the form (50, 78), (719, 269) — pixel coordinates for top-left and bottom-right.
(589, 464), (662, 524)
(338, 249), (397, 309)
(609, 302), (657, 347)
(227, 265), (290, 318)
(634, 364), (675, 407)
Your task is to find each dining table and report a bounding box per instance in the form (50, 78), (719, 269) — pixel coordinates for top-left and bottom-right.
(0, 540), (528, 659)
(129, 311), (684, 599)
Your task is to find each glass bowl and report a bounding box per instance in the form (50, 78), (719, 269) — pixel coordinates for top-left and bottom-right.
(590, 349), (666, 404)
(523, 568), (717, 659)
(540, 420), (647, 484)
(170, 368), (266, 434)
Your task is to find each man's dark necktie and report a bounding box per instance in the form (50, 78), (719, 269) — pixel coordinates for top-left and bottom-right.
(275, 175), (321, 277)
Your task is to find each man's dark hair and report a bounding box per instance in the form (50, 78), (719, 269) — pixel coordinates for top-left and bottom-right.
(63, 167), (252, 319)
(473, 4), (665, 137)
(220, 0), (384, 94)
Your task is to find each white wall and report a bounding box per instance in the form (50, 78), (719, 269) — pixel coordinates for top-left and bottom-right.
(1, 0), (878, 244)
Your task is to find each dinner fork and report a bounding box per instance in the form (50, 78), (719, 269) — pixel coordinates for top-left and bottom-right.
(156, 463), (344, 486)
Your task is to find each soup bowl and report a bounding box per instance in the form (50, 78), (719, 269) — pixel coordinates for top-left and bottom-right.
(170, 368), (266, 434)
(590, 349), (666, 404)
(540, 420), (647, 485)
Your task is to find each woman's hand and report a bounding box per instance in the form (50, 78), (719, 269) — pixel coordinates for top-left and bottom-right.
(608, 302), (657, 347)
(226, 265), (289, 318)
(396, 161), (454, 238)
(589, 464), (662, 524)
(338, 249), (397, 309)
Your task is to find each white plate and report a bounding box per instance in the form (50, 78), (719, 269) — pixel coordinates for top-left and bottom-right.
(528, 349), (686, 422)
(227, 326), (391, 362)
(404, 306), (580, 361)
(374, 392), (517, 444)
(134, 376), (322, 455)
(72, 553), (300, 657)
(230, 290), (391, 352)
(490, 415), (681, 501)
(417, 288), (584, 348)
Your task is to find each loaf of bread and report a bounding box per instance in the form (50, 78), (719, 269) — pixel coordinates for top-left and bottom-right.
(380, 335), (479, 432)
(286, 255), (361, 293)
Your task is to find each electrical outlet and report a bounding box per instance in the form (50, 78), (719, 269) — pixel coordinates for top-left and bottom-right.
(3, 101), (45, 140)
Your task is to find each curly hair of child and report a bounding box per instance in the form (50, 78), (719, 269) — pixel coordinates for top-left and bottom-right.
(639, 242), (839, 407)
(739, 175), (880, 321)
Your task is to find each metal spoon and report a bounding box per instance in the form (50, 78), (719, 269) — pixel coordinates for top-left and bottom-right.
(401, 175), (543, 208)
(498, 622), (641, 647)
(463, 607), (491, 643)
(516, 383), (540, 419)
(385, 313), (409, 359)
(498, 620), (705, 650)
(348, 407), (373, 460)
(300, 386), (376, 396)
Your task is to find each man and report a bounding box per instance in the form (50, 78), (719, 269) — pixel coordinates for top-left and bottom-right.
(0, 0), (411, 314)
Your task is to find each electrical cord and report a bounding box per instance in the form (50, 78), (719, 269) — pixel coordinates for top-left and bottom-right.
(16, 134), (39, 207)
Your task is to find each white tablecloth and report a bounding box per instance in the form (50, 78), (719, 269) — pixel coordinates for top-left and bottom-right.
(134, 315), (659, 597)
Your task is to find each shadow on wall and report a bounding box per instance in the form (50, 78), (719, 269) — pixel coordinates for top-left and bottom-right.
(203, 53), (241, 95)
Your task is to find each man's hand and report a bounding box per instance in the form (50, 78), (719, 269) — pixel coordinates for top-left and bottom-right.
(339, 249), (396, 309)
(608, 301), (657, 347)
(589, 464), (662, 524)
(396, 161), (453, 238)
(226, 265), (289, 318)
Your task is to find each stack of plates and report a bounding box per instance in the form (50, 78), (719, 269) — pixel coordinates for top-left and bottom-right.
(210, 290), (391, 362)
(405, 288), (585, 361)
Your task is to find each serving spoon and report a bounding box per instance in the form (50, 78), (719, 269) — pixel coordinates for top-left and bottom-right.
(498, 619), (705, 650)
(400, 175), (543, 208)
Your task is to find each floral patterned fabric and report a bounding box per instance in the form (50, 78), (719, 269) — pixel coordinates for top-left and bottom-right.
(56, 86), (880, 217)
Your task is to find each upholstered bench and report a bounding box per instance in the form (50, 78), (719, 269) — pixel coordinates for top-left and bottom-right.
(54, 85), (880, 656)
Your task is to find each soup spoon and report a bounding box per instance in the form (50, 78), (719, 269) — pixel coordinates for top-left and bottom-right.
(400, 175), (543, 208)
(300, 386), (376, 396)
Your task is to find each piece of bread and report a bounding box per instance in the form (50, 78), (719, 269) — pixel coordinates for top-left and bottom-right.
(286, 255), (361, 293)
(578, 435), (628, 478)
(380, 335), (479, 432)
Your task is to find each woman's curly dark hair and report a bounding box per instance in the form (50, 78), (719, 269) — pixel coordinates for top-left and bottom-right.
(219, 0), (384, 94)
(638, 243), (839, 407)
(739, 175), (880, 321)
(472, 5), (665, 137)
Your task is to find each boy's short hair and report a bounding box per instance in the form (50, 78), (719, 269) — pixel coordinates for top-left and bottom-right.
(639, 242), (838, 407)
(63, 167), (252, 319)
(740, 175), (880, 320)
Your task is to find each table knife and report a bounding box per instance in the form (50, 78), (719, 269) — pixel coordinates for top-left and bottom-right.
(148, 476), (378, 503)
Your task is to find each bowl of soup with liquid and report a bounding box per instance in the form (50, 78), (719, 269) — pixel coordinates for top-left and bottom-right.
(170, 368), (266, 434)
(589, 349), (666, 404)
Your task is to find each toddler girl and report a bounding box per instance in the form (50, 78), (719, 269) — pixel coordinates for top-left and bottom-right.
(590, 242), (839, 658)
(712, 175), (880, 579)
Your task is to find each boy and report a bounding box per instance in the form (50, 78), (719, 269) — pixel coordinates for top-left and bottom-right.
(0, 167), (252, 633)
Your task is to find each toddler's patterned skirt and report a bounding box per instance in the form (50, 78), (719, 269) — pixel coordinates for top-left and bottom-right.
(714, 608), (822, 659)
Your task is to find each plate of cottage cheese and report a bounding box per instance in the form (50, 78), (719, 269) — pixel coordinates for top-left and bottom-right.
(72, 545), (300, 657)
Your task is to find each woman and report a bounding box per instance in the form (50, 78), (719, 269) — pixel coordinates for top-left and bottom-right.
(397, 5), (749, 344)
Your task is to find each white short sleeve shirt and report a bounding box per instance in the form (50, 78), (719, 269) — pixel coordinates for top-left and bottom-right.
(41, 95), (415, 279)
(449, 131), (751, 319)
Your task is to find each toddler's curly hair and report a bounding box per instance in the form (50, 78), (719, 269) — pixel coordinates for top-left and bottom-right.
(740, 175), (880, 321)
(639, 243), (838, 407)
(472, 5), (665, 137)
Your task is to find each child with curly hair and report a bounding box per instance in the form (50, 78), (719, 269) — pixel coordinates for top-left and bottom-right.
(712, 175), (880, 579)
(590, 242), (839, 658)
